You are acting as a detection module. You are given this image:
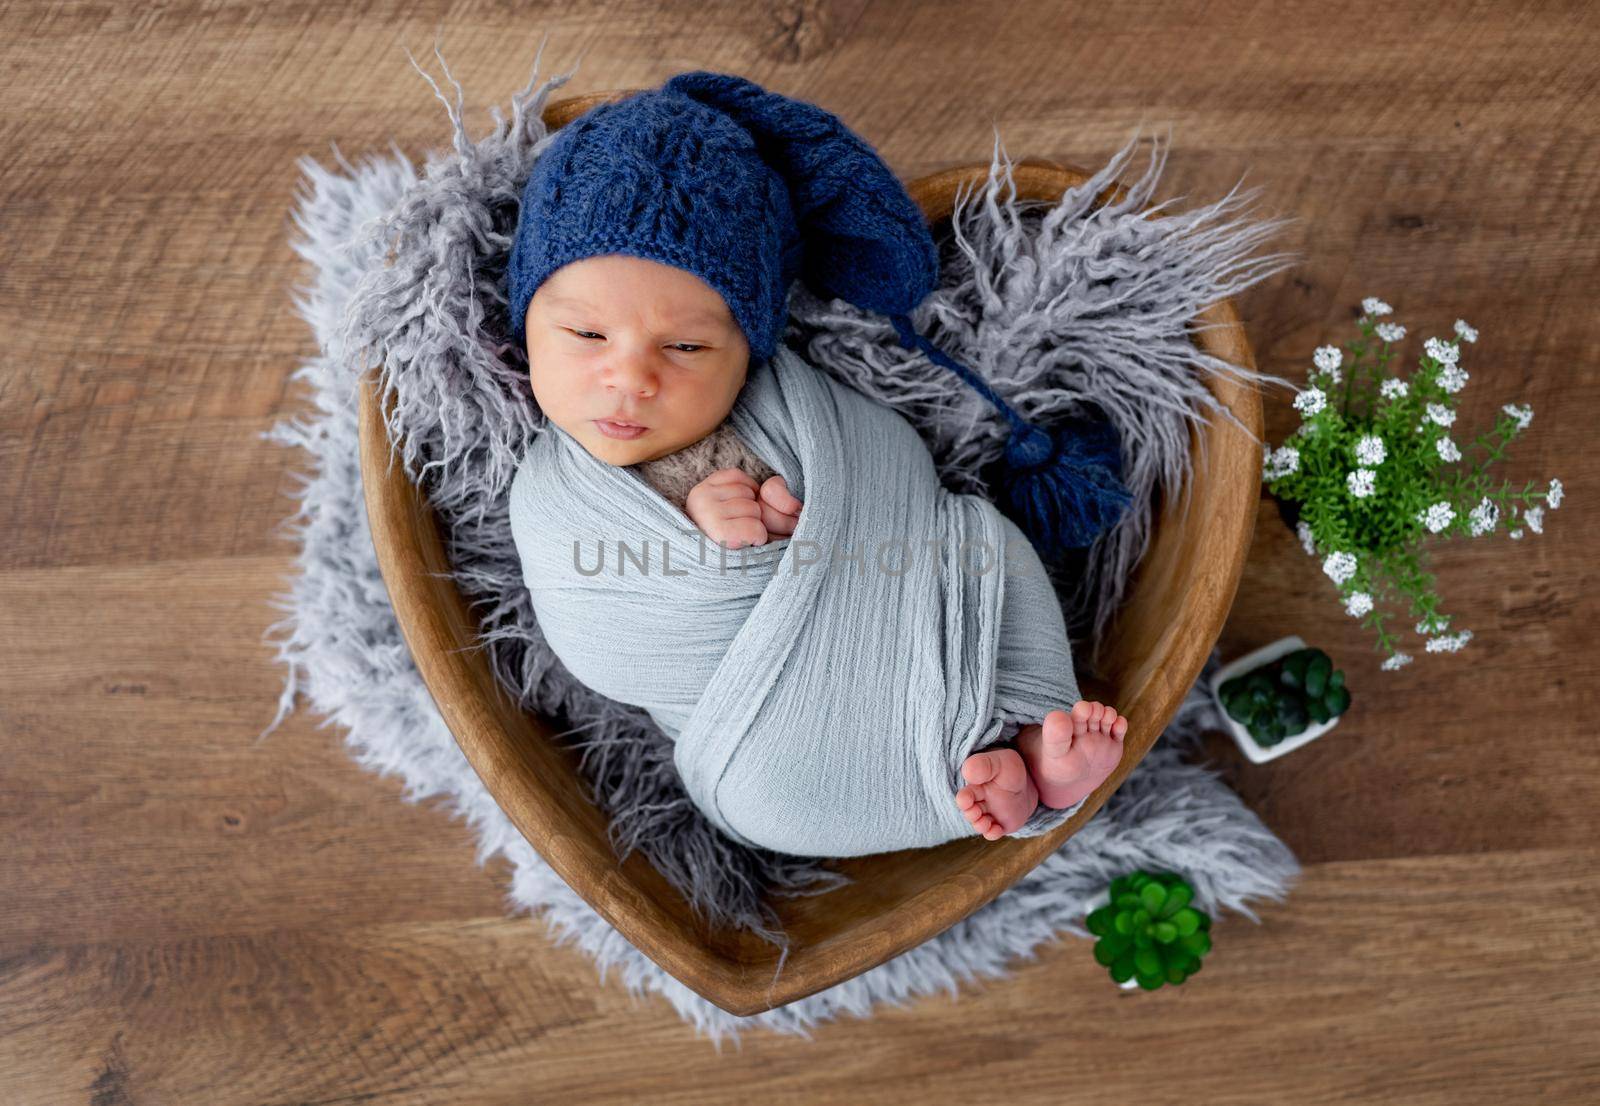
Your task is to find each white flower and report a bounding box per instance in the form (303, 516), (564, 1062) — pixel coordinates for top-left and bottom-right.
(1322, 551), (1358, 585)
(1313, 345), (1343, 382)
(1426, 402), (1455, 427)
(1294, 387), (1327, 418)
(1425, 629), (1474, 654)
(1502, 403), (1533, 431)
(1436, 436), (1461, 463)
(1548, 478), (1563, 509)
(1344, 591), (1374, 617)
(1296, 520), (1317, 556)
(1347, 468), (1378, 498)
(1362, 297), (1393, 317)
(1437, 364), (1469, 393)
(1509, 528), (1524, 540)
(1354, 435), (1387, 465)
(1467, 497), (1499, 536)
(1416, 615), (1451, 635)
(1380, 378), (1409, 401)
(1525, 506), (1544, 534)
(1454, 319), (1478, 343)
(1375, 322), (1407, 343)
(1263, 445), (1301, 480)
(1419, 502), (1456, 533)
(1424, 336), (1460, 364)
(1381, 651), (1414, 671)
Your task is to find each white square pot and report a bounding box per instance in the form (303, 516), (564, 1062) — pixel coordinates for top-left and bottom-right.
(1210, 635), (1341, 764)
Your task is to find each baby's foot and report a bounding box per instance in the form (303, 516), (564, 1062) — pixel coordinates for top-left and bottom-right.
(955, 746), (1039, 840)
(1018, 701), (1128, 810)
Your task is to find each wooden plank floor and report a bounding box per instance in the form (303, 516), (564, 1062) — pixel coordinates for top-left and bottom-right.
(3, 1), (1597, 1101)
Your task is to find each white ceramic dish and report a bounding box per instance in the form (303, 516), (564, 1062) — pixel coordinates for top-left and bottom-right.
(1210, 635), (1341, 764)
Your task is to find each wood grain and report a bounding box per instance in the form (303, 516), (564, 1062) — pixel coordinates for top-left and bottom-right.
(2, 0), (1596, 1101)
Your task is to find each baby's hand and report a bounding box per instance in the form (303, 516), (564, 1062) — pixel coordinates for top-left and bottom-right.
(685, 469), (803, 549)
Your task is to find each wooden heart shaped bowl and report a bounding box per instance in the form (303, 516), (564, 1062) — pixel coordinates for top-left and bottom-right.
(356, 89), (1262, 1016)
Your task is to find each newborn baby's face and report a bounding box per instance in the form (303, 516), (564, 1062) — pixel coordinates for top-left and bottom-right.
(522, 254), (751, 465)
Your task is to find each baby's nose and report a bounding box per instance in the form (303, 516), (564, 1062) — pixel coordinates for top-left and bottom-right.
(602, 358), (658, 397)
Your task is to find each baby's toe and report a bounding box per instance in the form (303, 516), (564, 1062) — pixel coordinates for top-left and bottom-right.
(1071, 700), (1093, 736)
(958, 794), (994, 833)
(1042, 710), (1073, 755)
(961, 750), (1003, 786)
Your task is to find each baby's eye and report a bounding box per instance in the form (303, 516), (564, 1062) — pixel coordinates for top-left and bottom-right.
(670, 343), (706, 354)
(565, 328), (604, 341)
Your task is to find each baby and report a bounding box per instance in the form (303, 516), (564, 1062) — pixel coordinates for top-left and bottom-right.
(519, 248), (1129, 841)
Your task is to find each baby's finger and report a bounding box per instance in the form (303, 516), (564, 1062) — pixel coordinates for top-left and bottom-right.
(761, 501), (800, 536)
(759, 474), (803, 514)
(703, 467), (761, 491)
(716, 497), (764, 521)
(712, 517), (769, 550)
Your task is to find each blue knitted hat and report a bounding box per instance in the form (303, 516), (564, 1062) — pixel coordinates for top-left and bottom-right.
(505, 70), (1130, 560)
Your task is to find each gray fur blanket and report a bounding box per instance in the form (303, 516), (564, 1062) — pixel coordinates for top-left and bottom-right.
(259, 45), (1303, 1043)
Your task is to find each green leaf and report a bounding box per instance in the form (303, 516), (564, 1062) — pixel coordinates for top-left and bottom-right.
(1278, 698), (1308, 732)
(1153, 921), (1178, 943)
(1140, 883), (1168, 915)
(1159, 883), (1192, 917)
(1284, 649), (1314, 680)
(1308, 698), (1331, 724)
(1329, 669), (1345, 691)
(1173, 909), (1201, 936)
(1305, 653), (1331, 698)
(1112, 951), (1136, 982)
(1135, 948), (1161, 976)
(1100, 933), (1131, 959)
(1325, 686), (1351, 715)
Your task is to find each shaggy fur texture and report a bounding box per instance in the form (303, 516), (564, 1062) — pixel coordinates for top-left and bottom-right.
(258, 43), (1302, 1044)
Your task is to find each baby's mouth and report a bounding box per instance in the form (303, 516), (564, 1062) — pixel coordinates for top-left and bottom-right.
(594, 418), (649, 440)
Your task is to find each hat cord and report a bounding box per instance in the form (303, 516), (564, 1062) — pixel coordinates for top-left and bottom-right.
(887, 313), (1032, 439)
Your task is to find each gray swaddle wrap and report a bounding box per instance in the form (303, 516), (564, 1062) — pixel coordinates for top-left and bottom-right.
(508, 344), (1088, 857)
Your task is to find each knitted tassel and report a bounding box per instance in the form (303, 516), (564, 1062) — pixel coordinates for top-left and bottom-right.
(888, 313), (1133, 563)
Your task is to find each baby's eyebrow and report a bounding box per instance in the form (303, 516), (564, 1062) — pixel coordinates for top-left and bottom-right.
(544, 297), (729, 330)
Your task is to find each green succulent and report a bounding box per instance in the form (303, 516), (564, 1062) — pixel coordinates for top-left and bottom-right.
(1219, 646), (1351, 746)
(1087, 870), (1212, 990)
